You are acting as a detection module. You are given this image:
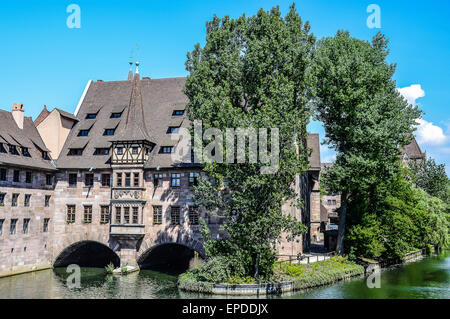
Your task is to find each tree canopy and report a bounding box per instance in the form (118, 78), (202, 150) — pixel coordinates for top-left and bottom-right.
(184, 4), (314, 279)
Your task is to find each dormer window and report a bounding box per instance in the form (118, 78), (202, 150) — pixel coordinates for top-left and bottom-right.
(0, 143), (6, 153)
(42, 151), (50, 160)
(104, 129), (115, 136)
(8, 145), (18, 155)
(86, 113), (97, 119)
(160, 146), (174, 154)
(167, 127), (179, 134)
(110, 112), (122, 119)
(94, 148), (110, 155)
(68, 148), (83, 156)
(22, 147), (30, 157)
(78, 129), (90, 137)
(172, 110), (185, 116)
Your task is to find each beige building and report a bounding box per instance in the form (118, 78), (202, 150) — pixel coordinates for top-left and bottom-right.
(0, 66), (322, 277)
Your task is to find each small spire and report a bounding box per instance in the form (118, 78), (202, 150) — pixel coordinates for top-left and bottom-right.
(127, 61), (133, 81)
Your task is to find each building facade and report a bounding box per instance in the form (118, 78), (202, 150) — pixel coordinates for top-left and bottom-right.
(0, 67), (322, 277)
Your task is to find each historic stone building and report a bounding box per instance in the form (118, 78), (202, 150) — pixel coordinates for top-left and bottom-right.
(0, 65), (322, 277)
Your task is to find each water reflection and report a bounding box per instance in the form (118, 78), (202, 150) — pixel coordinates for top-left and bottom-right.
(0, 250), (448, 299)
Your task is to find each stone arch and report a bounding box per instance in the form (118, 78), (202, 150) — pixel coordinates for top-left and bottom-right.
(52, 231), (113, 263)
(53, 240), (120, 268)
(136, 231), (205, 274)
(136, 231), (205, 263)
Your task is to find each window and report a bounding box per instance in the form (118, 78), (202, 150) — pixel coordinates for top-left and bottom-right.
(46, 175), (53, 186)
(101, 174), (111, 187)
(171, 207), (180, 225)
(154, 174), (163, 187)
(9, 145), (19, 155)
(153, 206), (162, 225)
(0, 168), (6, 181)
(13, 170), (20, 182)
(189, 172), (199, 187)
(132, 207), (139, 224)
(10, 219), (17, 235)
(24, 194), (31, 207)
(116, 173), (123, 187)
(22, 147), (30, 157)
(110, 112), (122, 118)
(26, 172), (32, 184)
(172, 110), (185, 116)
(43, 218), (50, 232)
(85, 173), (94, 187)
(115, 207), (121, 224)
(117, 147), (123, 155)
(68, 148), (83, 156)
(0, 219), (3, 235)
(0, 143), (6, 153)
(101, 206), (109, 224)
(12, 193), (19, 207)
(171, 173), (181, 187)
(78, 129), (90, 137)
(69, 173), (77, 187)
(23, 218), (30, 234)
(42, 151), (50, 160)
(327, 199), (337, 205)
(45, 195), (51, 207)
(160, 146), (174, 154)
(86, 113), (97, 119)
(189, 207), (199, 225)
(167, 127), (179, 134)
(104, 129), (115, 136)
(125, 173), (131, 187)
(123, 207), (130, 224)
(0, 193), (5, 205)
(67, 205), (76, 223)
(133, 173), (140, 187)
(132, 147), (139, 155)
(94, 148), (110, 155)
(83, 206), (92, 223)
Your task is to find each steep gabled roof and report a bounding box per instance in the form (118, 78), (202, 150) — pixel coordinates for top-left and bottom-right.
(34, 105), (51, 126)
(307, 133), (321, 170)
(110, 72), (153, 143)
(401, 135), (425, 160)
(57, 76), (189, 169)
(0, 110), (56, 171)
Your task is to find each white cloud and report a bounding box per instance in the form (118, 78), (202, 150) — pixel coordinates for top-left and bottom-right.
(415, 118), (448, 146)
(397, 84), (425, 105)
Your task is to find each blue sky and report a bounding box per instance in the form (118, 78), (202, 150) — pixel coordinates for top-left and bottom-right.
(0, 0), (449, 173)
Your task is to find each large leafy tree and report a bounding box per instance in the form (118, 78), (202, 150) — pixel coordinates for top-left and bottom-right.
(411, 157), (450, 208)
(312, 31), (422, 254)
(184, 5), (314, 279)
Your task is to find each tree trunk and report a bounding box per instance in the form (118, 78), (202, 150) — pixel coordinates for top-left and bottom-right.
(336, 191), (348, 254)
(254, 253), (260, 280)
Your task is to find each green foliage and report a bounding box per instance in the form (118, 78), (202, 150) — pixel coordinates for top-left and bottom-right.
(274, 257), (364, 290)
(312, 30), (422, 253)
(410, 157), (450, 211)
(104, 263), (115, 274)
(345, 173), (449, 260)
(185, 4), (312, 279)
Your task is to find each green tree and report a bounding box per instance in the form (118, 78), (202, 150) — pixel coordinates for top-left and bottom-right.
(312, 31), (422, 254)
(184, 4), (313, 279)
(411, 157), (449, 208)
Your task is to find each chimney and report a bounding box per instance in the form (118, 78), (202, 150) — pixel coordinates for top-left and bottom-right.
(12, 103), (24, 129)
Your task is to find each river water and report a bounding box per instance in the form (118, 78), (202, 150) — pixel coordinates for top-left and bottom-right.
(0, 250), (448, 299)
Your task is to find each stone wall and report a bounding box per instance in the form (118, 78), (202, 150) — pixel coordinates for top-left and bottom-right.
(0, 167), (54, 277)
